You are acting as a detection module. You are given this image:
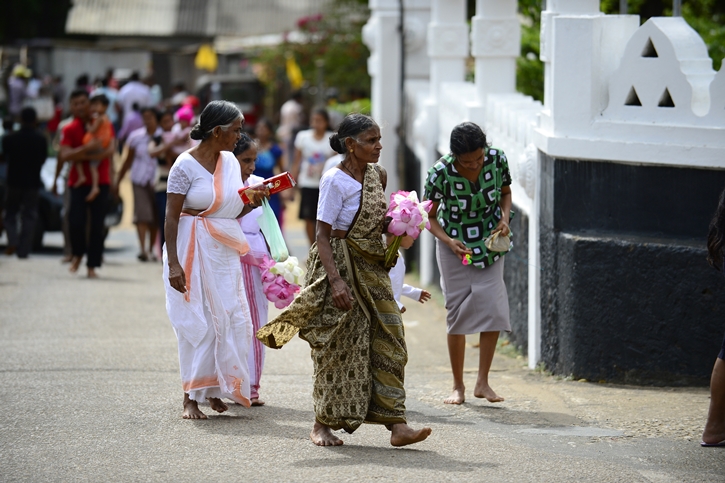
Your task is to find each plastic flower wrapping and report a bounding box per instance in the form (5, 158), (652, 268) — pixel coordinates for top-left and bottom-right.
(384, 190), (433, 267)
(259, 255), (303, 309)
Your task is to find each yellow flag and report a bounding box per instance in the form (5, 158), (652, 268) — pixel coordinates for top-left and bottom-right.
(195, 44), (218, 72)
(285, 54), (304, 90)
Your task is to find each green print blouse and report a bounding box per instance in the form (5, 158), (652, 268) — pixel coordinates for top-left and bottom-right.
(423, 147), (513, 269)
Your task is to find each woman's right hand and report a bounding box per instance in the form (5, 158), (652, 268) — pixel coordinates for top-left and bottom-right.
(446, 238), (472, 261)
(330, 277), (354, 311)
(168, 262), (187, 294)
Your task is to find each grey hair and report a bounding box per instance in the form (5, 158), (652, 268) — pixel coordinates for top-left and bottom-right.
(189, 100), (243, 141)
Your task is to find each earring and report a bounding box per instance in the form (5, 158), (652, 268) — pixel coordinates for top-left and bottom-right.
(349, 149), (353, 153)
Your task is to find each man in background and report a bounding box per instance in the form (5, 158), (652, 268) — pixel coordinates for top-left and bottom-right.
(60, 89), (115, 278)
(1, 107), (47, 258)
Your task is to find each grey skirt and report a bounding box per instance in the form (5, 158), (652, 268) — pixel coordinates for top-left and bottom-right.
(436, 240), (511, 335)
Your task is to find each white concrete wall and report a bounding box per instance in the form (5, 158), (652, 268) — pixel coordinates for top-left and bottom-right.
(368, 1), (725, 370)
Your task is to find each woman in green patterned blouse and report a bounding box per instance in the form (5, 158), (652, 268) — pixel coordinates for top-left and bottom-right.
(423, 122), (513, 406)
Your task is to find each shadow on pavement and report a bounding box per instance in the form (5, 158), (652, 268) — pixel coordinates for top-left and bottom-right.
(405, 410), (477, 427)
(293, 445), (499, 471)
(468, 404), (581, 427)
(191, 404), (317, 441)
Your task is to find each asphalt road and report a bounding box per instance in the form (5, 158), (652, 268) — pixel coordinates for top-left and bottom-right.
(1, 228), (723, 482)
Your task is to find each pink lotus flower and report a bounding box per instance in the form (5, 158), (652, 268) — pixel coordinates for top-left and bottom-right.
(259, 255), (301, 308)
(263, 277), (300, 309)
(384, 190), (434, 268)
(386, 191), (432, 239)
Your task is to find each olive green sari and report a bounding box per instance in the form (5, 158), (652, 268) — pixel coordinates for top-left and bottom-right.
(257, 164), (407, 432)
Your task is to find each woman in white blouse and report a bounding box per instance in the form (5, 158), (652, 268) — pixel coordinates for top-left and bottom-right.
(289, 108), (335, 245)
(258, 114), (431, 447)
(163, 100), (267, 419)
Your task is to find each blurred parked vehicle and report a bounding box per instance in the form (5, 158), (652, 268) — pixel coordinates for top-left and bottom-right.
(195, 73), (264, 126)
(32, 158), (122, 250)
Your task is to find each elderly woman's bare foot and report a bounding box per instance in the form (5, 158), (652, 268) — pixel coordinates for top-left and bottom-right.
(390, 423), (432, 447)
(251, 398), (265, 406)
(474, 383), (504, 403)
(310, 422), (343, 446)
(208, 397), (228, 413)
(444, 386), (465, 405)
(182, 395), (207, 419)
(69, 257), (81, 273)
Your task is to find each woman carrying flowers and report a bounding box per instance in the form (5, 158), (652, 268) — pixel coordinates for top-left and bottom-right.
(234, 133), (272, 406)
(257, 114), (431, 447)
(423, 122), (513, 406)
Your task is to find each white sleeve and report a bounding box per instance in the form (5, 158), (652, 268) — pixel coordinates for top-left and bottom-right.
(167, 162), (191, 195)
(389, 254), (405, 309)
(323, 154), (342, 174)
(294, 130), (307, 150)
(402, 284), (423, 302)
(316, 173), (344, 225)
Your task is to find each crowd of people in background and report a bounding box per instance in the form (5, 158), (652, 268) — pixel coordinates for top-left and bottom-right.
(0, 62), (365, 283)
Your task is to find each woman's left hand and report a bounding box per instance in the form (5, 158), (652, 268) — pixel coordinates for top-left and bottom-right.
(246, 187), (271, 207)
(494, 218), (510, 237)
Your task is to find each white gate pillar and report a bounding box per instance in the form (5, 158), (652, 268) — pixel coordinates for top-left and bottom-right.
(471, 0), (520, 107)
(418, 0), (468, 286)
(363, 0), (403, 194)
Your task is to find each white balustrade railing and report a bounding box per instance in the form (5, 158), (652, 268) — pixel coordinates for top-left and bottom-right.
(368, 0), (725, 370)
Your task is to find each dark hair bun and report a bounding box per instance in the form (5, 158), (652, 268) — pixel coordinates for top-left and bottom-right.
(329, 133), (345, 154)
(189, 124), (205, 141)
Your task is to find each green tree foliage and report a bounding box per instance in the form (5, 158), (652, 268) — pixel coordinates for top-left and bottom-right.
(254, 0), (371, 107)
(515, 0), (724, 102)
(517, 0), (544, 101)
(680, 0), (725, 71)
(0, 0), (72, 43)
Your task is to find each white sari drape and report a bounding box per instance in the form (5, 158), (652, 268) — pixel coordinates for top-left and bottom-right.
(163, 152), (253, 407)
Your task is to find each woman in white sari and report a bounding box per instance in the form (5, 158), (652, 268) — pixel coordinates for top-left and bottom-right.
(163, 100), (268, 419)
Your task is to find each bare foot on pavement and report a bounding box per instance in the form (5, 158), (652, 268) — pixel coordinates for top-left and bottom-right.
(310, 422), (343, 446)
(390, 423), (432, 447)
(69, 257), (81, 273)
(444, 387), (465, 405)
(182, 395), (207, 419)
(208, 397), (228, 413)
(474, 382), (504, 403)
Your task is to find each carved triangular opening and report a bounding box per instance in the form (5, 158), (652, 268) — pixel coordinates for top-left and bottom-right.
(658, 88), (675, 108)
(625, 86), (642, 106)
(642, 38), (658, 57)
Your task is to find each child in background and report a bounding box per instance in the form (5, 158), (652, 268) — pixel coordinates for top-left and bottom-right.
(387, 233), (431, 313)
(168, 105), (197, 159)
(76, 94), (113, 201)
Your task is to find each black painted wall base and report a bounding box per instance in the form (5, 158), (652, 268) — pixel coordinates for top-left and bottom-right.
(542, 233), (725, 385)
(505, 205), (529, 355)
(540, 154), (725, 385)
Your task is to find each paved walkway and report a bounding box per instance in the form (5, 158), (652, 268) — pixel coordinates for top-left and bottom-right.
(1, 225), (723, 482)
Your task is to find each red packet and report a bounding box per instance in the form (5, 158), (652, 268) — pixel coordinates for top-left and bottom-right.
(238, 172), (297, 204)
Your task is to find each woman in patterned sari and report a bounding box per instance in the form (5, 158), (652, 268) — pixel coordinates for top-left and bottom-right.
(257, 114), (431, 447)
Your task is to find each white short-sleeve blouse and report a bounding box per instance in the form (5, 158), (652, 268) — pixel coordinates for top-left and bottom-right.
(316, 168), (362, 231)
(166, 152), (215, 211)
